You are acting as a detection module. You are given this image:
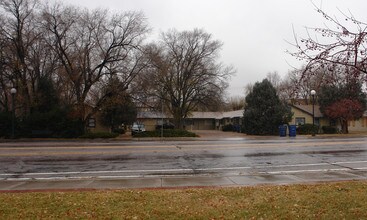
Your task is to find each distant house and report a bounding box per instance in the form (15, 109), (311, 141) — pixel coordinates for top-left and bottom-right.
(136, 111), (166, 131)
(222, 110), (245, 128)
(136, 110), (244, 131)
(290, 104), (367, 133)
(84, 106), (110, 133)
(347, 112), (367, 133)
(290, 105), (329, 127)
(185, 112), (223, 130)
(135, 105), (367, 133)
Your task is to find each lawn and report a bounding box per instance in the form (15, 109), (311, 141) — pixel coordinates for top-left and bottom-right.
(0, 181), (366, 219)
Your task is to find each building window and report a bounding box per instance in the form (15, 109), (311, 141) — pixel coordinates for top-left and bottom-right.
(315, 118), (320, 126)
(295, 117), (305, 126)
(330, 119), (337, 127)
(87, 118), (96, 128)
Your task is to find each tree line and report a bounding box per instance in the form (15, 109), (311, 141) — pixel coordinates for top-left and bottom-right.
(0, 0), (232, 137)
(1, 1), (366, 137)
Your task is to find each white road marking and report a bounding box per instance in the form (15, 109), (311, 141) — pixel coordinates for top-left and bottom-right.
(195, 166), (251, 171)
(1, 160), (367, 178)
(260, 168), (353, 175)
(333, 161), (367, 164)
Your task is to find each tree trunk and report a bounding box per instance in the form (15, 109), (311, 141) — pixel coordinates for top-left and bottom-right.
(340, 118), (349, 134)
(172, 108), (185, 130)
(173, 115), (184, 130)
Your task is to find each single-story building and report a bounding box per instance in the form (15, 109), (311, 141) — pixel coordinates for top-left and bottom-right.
(290, 105), (328, 127)
(290, 104), (367, 133)
(348, 116), (367, 132)
(136, 111), (166, 131)
(131, 105), (367, 133)
(136, 110), (244, 131)
(84, 106), (110, 133)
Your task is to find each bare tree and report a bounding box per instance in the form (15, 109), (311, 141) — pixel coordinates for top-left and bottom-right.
(225, 96), (246, 111)
(266, 71), (282, 90)
(41, 4), (150, 124)
(289, 4), (367, 83)
(0, 15), (10, 111)
(0, 0), (44, 115)
(144, 29), (233, 128)
(276, 71), (298, 102)
(283, 63), (364, 105)
(244, 83), (254, 97)
(266, 71), (294, 101)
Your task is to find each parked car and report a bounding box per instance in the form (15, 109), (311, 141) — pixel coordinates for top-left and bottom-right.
(155, 122), (175, 130)
(131, 122), (146, 135)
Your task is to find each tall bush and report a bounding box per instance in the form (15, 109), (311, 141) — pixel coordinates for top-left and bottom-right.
(297, 124), (319, 135)
(243, 79), (292, 135)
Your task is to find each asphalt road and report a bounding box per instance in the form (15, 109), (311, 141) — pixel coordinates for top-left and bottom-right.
(0, 136), (366, 184)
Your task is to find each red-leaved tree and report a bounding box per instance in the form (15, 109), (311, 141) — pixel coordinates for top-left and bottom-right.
(324, 99), (364, 133)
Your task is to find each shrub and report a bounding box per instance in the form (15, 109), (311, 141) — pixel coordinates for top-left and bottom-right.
(16, 107), (84, 138)
(79, 132), (119, 139)
(155, 123), (175, 130)
(297, 123), (319, 135)
(322, 126), (337, 134)
(112, 128), (125, 134)
(222, 124), (234, 132)
(0, 111), (13, 138)
(133, 129), (197, 138)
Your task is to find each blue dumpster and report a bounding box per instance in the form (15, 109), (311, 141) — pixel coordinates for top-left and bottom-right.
(289, 125), (297, 137)
(279, 125), (287, 137)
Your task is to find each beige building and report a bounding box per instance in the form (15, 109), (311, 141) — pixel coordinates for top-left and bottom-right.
(133, 105), (367, 133)
(348, 113), (367, 133)
(290, 105), (329, 127)
(78, 105), (110, 133)
(136, 111), (166, 131)
(136, 110), (244, 131)
(290, 104), (367, 133)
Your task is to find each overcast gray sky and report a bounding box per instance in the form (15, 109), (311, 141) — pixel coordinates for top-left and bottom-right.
(62, 0), (366, 97)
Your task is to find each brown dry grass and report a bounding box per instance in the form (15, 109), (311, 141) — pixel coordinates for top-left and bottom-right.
(0, 181), (366, 219)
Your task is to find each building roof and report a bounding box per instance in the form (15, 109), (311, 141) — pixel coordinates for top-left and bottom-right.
(291, 105), (323, 118)
(137, 111), (167, 119)
(188, 112), (224, 119)
(223, 110), (244, 118)
(137, 110), (244, 120)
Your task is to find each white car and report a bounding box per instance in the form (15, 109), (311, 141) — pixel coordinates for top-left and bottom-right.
(131, 122), (146, 135)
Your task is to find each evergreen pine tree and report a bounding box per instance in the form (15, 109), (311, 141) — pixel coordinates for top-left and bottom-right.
(243, 79), (292, 135)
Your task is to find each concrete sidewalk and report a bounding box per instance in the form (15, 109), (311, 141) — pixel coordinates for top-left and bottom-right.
(1, 170), (366, 191)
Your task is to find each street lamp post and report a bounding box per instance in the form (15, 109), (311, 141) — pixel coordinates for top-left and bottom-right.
(161, 87), (164, 140)
(161, 97), (164, 140)
(10, 88), (17, 139)
(310, 89), (316, 136)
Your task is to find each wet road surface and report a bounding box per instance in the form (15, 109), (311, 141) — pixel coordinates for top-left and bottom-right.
(0, 137), (366, 182)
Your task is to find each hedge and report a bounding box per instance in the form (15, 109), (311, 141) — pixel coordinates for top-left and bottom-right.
(297, 123), (319, 135)
(322, 126), (338, 134)
(79, 132), (119, 139)
(133, 129), (198, 138)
